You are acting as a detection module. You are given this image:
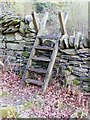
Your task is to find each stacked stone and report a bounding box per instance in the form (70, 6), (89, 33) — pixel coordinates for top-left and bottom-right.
(0, 13), (36, 75)
(0, 13), (90, 92)
(58, 48), (90, 92)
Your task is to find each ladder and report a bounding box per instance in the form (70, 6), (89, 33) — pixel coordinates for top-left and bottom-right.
(22, 38), (59, 92)
(21, 12), (68, 92)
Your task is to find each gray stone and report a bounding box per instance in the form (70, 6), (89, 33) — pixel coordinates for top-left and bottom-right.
(77, 48), (90, 54)
(60, 59), (67, 63)
(72, 70), (88, 77)
(0, 32), (3, 41)
(82, 57), (90, 61)
(0, 49), (4, 55)
(81, 65), (90, 69)
(69, 36), (75, 47)
(72, 67), (88, 73)
(0, 41), (5, 48)
(79, 54), (87, 58)
(61, 55), (81, 61)
(69, 61), (82, 66)
(6, 34), (15, 41)
(7, 43), (23, 50)
(60, 48), (76, 55)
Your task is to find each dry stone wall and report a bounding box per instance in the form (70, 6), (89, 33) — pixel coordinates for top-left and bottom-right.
(58, 48), (90, 92)
(0, 13), (90, 92)
(0, 13), (36, 75)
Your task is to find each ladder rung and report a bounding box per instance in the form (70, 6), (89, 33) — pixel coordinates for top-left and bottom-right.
(28, 67), (47, 74)
(32, 56), (51, 62)
(35, 46), (54, 51)
(26, 78), (43, 86)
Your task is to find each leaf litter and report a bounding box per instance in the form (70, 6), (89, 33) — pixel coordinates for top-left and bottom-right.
(0, 64), (90, 118)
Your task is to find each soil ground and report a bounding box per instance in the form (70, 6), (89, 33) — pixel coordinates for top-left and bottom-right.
(0, 70), (90, 118)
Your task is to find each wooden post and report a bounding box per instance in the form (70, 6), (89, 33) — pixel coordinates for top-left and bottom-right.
(32, 12), (40, 34)
(58, 12), (68, 35)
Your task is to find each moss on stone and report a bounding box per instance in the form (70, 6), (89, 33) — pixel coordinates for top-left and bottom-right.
(73, 79), (80, 85)
(22, 51), (29, 57)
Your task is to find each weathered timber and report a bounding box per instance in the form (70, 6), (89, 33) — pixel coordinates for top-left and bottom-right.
(35, 46), (54, 51)
(58, 12), (67, 35)
(32, 12), (39, 34)
(32, 56), (51, 62)
(26, 78), (43, 86)
(28, 68), (47, 74)
(42, 40), (59, 92)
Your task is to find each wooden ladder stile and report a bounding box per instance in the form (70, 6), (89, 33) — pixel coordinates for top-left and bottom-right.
(21, 12), (68, 92)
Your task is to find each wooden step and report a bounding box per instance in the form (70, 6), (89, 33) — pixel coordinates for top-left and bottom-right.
(32, 56), (51, 62)
(26, 78), (43, 86)
(28, 67), (47, 74)
(35, 46), (54, 51)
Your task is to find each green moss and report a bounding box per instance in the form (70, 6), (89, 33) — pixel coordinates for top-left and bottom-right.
(73, 79), (80, 85)
(22, 51), (29, 57)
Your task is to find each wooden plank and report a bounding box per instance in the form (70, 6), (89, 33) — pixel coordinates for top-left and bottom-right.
(28, 67), (47, 74)
(26, 78), (43, 86)
(58, 12), (67, 35)
(32, 12), (39, 34)
(32, 56), (51, 62)
(42, 40), (59, 92)
(35, 46), (54, 51)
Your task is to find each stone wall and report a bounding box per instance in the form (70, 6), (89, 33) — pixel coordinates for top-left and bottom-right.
(0, 13), (90, 92)
(58, 48), (90, 92)
(0, 33), (35, 75)
(0, 12), (36, 75)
